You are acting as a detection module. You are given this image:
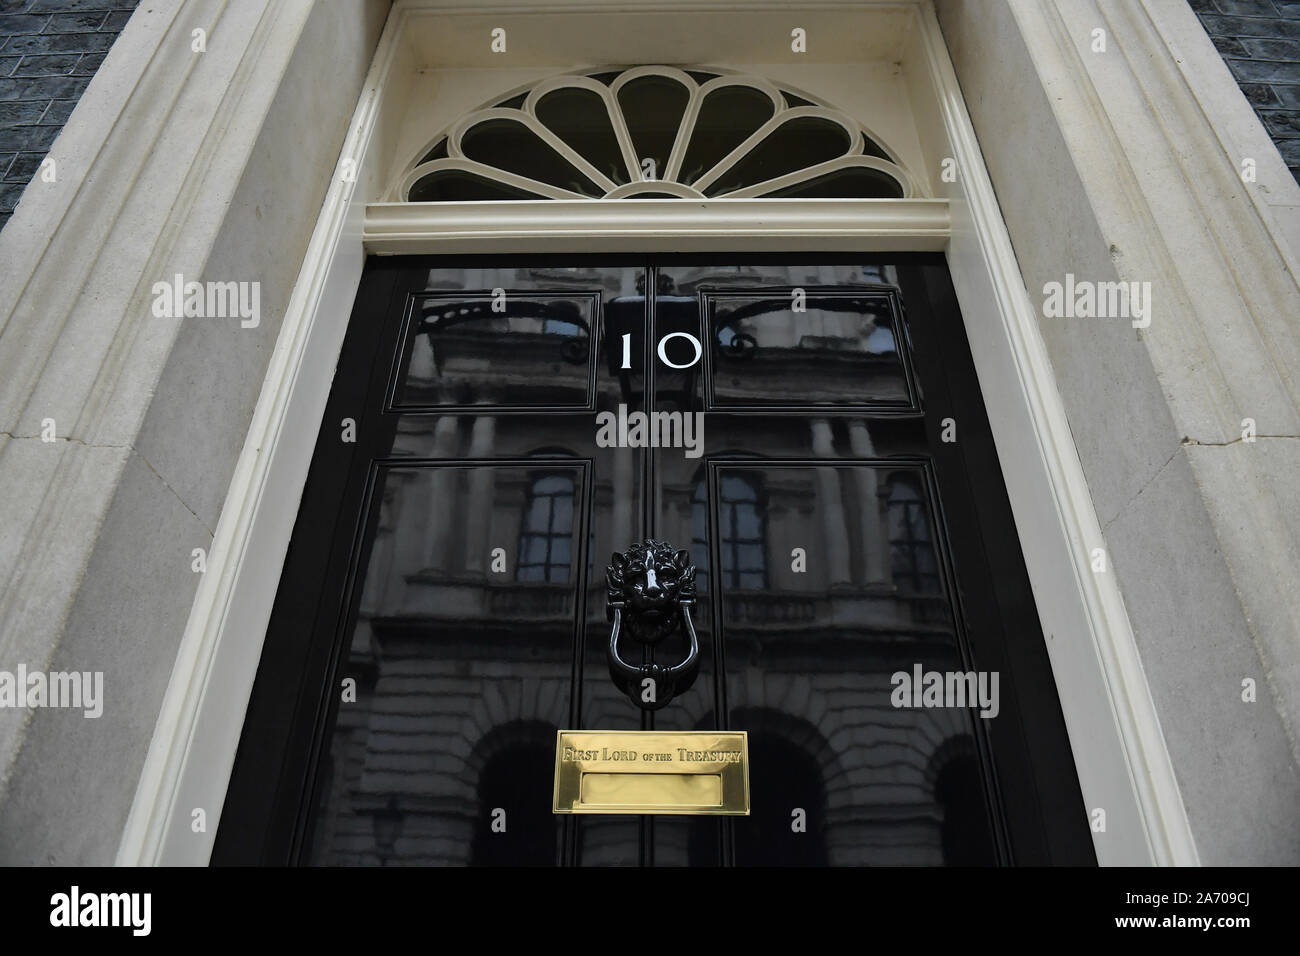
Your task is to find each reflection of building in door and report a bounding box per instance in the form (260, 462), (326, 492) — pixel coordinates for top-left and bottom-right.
(309, 450), (992, 865)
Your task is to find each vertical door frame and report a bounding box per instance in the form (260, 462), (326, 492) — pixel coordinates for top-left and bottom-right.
(118, 0), (1198, 867)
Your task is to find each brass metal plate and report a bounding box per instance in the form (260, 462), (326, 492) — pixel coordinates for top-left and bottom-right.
(553, 730), (750, 815)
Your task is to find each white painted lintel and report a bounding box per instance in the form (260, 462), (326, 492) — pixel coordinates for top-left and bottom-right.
(363, 199), (952, 253)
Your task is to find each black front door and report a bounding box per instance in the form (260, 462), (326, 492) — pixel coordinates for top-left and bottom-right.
(214, 255), (1095, 867)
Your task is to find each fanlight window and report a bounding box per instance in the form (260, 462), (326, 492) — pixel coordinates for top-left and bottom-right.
(396, 66), (917, 202)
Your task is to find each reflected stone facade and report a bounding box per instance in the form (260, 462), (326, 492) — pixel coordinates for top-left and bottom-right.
(305, 264), (999, 867)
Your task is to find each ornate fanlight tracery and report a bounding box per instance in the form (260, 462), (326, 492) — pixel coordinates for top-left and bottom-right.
(394, 66), (918, 202)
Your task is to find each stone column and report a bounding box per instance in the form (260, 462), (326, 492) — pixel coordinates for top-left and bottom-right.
(463, 416), (496, 574)
(422, 416), (461, 573)
(810, 419), (851, 585)
(848, 419), (889, 584)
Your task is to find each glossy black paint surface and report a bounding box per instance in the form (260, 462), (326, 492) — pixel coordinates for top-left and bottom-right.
(214, 256), (1095, 867)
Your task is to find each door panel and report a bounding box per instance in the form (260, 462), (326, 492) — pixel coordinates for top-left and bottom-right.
(650, 261), (999, 866)
(389, 291), (601, 410)
(214, 255), (1094, 868)
(308, 462), (587, 866)
(710, 461), (994, 867)
(702, 289), (917, 410)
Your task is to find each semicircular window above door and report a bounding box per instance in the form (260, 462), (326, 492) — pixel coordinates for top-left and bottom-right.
(394, 66), (920, 201)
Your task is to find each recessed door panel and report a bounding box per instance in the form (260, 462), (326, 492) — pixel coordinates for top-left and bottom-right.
(709, 462), (995, 866)
(703, 290), (916, 410)
(390, 292), (600, 410)
(308, 462), (586, 866)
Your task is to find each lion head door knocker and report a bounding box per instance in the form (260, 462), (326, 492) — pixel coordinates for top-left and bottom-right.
(606, 539), (700, 711)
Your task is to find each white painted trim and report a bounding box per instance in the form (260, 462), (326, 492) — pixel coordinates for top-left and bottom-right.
(447, 107), (617, 194)
(363, 198), (951, 253)
(609, 66), (698, 188)
(605, 181), (706, 199)
(523, 75), (642, 185)
(718, 155), (913, 200)
(665, 74), (784, 183)
(122, 0), (1195, 866)
(693, 105), (861, 192)
(401, 155), (590, 201)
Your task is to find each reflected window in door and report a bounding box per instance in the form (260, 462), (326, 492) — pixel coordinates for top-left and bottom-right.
(542, 316), (582, 338)
(695, 472), (767, 590)
(517, 473), (575, 583)
(885, 476), (940, 593)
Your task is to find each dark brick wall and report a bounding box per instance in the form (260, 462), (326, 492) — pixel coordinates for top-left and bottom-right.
(0, 0), (139, 233)
(1189, 0), (1300, 184)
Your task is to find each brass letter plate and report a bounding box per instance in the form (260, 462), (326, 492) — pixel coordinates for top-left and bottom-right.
(553, 731), (750, 815)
